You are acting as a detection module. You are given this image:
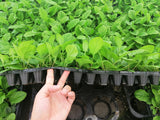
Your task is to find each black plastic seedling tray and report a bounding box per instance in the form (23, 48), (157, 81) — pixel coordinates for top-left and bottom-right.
(15, 84), (152, 120)
(0, 67), (160, 86)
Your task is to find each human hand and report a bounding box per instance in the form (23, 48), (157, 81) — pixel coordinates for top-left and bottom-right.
(31, 69), (75, 120)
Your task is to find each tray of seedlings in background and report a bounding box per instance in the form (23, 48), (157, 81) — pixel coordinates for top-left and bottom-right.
(0, 67), (160, 86)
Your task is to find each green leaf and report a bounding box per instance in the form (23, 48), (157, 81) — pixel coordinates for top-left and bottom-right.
(63, 33), (75, 42)
(146, 13), (151, 22)
(147, 27), (159, 35)
(50, 20), (62, 34)
(37, 43), (48, 57)
(46, 43), (53, 56)
(98, 25), (108, 37)
(82, 40), (88, 52)
(56, 33), (64, 45)
(48, 5), (59, 16)
(152, 89), (160, 105)
(140, 45), (154, 53)
(79, 27), (94, 36)
(103, 60), (118, 71)
(148, 38), (155, 45)
(134, 3), (143, 12)
(36, 0), (41, 4)
(129, 45), (154, 56)
(45, 0), (57, 5)
(77, 35), (86, 40)
(114, 36), (123, 48)
(24, 31), (39, 37)
(0, 54), (9, 64)
(103, 1), (113, 13)
(2, 33), (11, 41)
(0, 16), (8, 25)
(57, 11), (69, 24)
(39, 7), (48, 21)
(6, 89), (17, 98)
(65, 44), (78, 65)
(8, 13), (17, 24)
(0, 102), (9, 117)
(134, 89), (151, 104)
(157, 18), (160, 26)
(67, 19), (80, 30)
(0, 76), (9, 90)
(94, 7), (106, 21)
(152, 108), (157, 115)
(128, 10), (136, 20)
(81, 9), (91, 19)
(138, 28), (148, 36)
(13, 41), (36, 61)
(152, 98), (157, 107)
(147, 53), (160, 61)
(9, 91), (27, 105)
(75, 9), (83, 16)
(6, 113), (16, 120)
(153, 116), (160, 120)
(8, 24), (25, 29)
(0, 92), (5, 104)
(89, 37), (104, 56)
(76, 56), (93, 67)
(51, 45), (60, 59)
(66, 45), (78, 58)
(134, 37), (144, 45)
(0, 41), (11, 54)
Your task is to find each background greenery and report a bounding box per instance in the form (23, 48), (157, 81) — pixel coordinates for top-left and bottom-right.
(0, 76), (26, 120)
(0, 0), (160, 73)
(135, 85), (160, 120)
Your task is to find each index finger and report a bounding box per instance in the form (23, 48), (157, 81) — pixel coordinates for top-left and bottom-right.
(45, 69), (54, 85)
(57, 71), (70, 87)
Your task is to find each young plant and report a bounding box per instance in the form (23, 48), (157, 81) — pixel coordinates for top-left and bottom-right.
(135, 85), (160, 120)
(0, 76), (27, 120)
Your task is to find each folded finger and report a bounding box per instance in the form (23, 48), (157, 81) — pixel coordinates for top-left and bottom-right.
(67, 91), (75, 105)
(61, 85), (71, 96)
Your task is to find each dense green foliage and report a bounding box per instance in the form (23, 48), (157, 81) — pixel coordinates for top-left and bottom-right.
(0, 76), (27, 120)
(135, 85), (160, 120)
(0, 0), (160, 73)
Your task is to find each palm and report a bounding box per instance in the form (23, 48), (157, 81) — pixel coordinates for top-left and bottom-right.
(45, 91), (71, 119)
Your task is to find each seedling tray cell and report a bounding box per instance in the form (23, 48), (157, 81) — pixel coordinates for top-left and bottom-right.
(86, 73), (96, 85)
(100, 74), (109, 85)
(6, 73), (15, 86)
(147, 72), (160, 85)
(120, 71), (134, 86)
(113, 71), (121, 86)
(20, 71), (29, 85)
(73, 72), (82, 85)
(33, 70), (42, 84)
(134, 72), (148, 86)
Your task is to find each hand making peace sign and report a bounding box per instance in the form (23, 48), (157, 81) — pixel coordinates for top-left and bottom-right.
(31, 69), (75, 120)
